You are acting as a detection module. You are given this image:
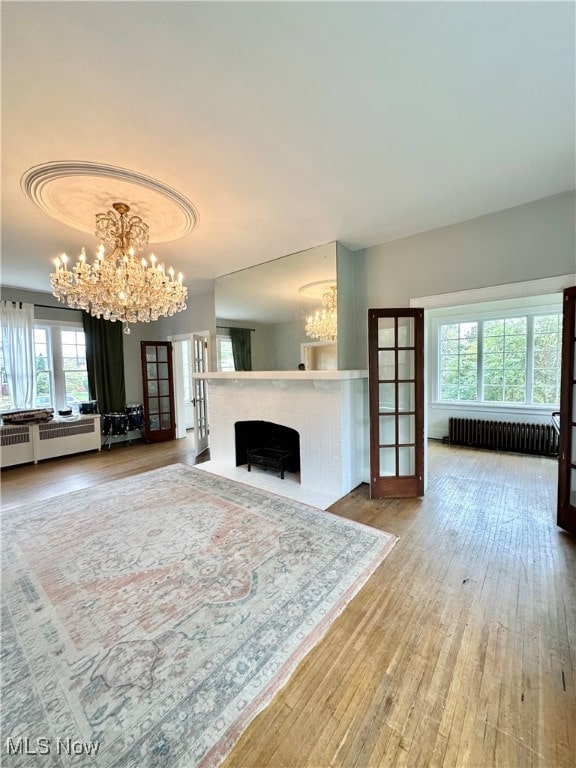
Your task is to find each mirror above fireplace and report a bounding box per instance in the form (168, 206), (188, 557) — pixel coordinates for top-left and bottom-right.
(215, 242), (337, 371)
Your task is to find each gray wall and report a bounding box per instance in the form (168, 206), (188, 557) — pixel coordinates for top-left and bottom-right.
(337, 242), (364, 370)
(3, 191), (574, 407)
(125, 290), (216, 403)
(0, 287), (81, 324)
(267, 320), (310, 370)
(216, 319), (274, 371)
(216, 318), (310, 371)
(351, 190), (576, 368)
(0, 285), (217, 406)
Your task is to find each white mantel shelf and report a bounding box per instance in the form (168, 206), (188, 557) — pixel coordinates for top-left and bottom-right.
(196, 370), (368, 381)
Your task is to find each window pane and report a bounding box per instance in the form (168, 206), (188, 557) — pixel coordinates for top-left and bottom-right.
(182, 341), (191, 400)
(379, 383), (396, 412)
(398, 415), (415, 443)
(60, 330), (87, 409)
(64, 371), (89, 405)
(441, 324), (458, 340)
(534, 314), (559, 334)
(378, 350), (395, 380)
(379, 415), (395, 444)
(377, 317), (395, 347)
(379, 447), (396, 476)
(505, 386), (525, 403)
(438, 322), (478, 402)
(441, 384), (458, 401)
(35, 372), (52, 407)
(34, 328), (52, 408)
(398, 383), (414, 412)
(482, 315), (527, 404)
(441, 339), (459, 356)
(484, 319), (504, 336)
(397, 317), (414, 347)
(505, 317), (527, 335)
(398, 447), (415, 475)
(398, 350), (414, 380)
(484, 385), (502, 402)
(532, 313), (562, 406)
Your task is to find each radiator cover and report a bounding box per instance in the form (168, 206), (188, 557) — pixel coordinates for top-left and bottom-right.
(448, 417), (558, 457)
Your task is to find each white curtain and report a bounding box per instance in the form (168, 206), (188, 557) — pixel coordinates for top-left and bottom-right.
(0, 301), (35, 409)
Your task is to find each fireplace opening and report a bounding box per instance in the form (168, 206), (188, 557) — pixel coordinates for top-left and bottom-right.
(235, 420), (300, 476)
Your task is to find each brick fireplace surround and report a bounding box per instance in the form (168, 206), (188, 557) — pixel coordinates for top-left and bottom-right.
(195, 371), (369, 506)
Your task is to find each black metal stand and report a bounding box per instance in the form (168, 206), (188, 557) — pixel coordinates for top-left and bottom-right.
(246, 447), (293, 479)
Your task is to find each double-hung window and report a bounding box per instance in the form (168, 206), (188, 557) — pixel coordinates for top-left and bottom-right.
(436, 309), (561, 407)
(216, 334), (235, 372)
(0, 322), (89, 412)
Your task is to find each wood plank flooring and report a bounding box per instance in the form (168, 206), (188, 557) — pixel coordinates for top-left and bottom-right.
(1, 439), (574, 767)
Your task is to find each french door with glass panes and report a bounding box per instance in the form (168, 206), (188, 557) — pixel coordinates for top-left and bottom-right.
(557, 286), (576, 534)
(141, 341), (175, 442)
(368, 308), (424, 498)
(191, 332), (209, 456)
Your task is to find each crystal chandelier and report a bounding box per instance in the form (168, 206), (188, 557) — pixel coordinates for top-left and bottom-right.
(50, 202), (187, 334)
(305, 285), (337, 342)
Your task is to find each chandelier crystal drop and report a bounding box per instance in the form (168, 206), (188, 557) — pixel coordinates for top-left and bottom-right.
(50, 202), (187, 334)
(305, 285), (337, 343)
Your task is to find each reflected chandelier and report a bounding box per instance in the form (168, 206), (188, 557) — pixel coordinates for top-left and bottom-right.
(305, 285), (337, 342)
(50, 202), (187, 334)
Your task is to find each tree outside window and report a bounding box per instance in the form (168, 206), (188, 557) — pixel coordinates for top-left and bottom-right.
(61, 329), (89, 406)
(483, 318), (527, 403)
(533, 314), (561, 405)
(34, 327), (52, 407)
(439, 322), (478, 401)
(438, 312), (561, 407)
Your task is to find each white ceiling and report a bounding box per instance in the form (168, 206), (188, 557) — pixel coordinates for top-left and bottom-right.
(2, 1), (574, 302)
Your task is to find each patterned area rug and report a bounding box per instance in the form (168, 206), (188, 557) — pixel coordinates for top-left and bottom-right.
(1, 464), (396, 767)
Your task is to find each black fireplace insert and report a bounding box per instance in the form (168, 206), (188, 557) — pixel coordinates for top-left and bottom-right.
(235, 420), (300, 474)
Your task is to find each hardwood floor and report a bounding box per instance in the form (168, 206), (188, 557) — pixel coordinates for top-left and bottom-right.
(2, 439), (574, 767)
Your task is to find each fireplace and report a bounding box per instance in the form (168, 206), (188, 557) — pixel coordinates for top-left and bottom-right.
(235, 420), (300, 475)
(195, 370), (368, 500)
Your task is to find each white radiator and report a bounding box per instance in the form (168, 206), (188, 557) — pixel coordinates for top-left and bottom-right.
(1, 415), (101, 467)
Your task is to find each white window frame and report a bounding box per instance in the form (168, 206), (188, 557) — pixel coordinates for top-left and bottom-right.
(33, 325), (53, 407)
(216, 333), (235, 372)
(431, 302), (562, 412)
(34, 320), (88, 412)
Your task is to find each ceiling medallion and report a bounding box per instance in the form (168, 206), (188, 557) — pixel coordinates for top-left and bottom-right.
(21, 161), (198, 243)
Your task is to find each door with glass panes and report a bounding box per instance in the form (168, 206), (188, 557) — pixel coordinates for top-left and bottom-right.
(141, 341), (175, 442)
(191, 332), (209, 456)
(558, 286), (576, 534)
(368, 308), (424, 498)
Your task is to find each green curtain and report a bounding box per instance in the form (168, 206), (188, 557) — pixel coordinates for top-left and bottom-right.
(82, 315), (126, 414)
(230, 327), (252, 371)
